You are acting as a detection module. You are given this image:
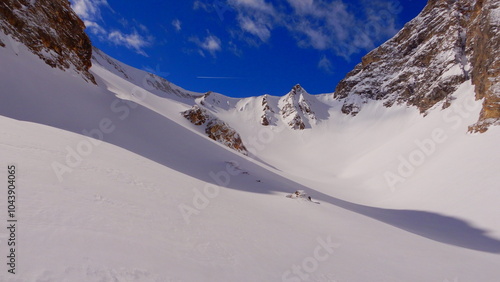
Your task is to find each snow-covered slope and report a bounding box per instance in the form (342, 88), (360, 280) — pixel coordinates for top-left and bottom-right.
(1, 27), (500, 282)
(1, 0), (500, 280)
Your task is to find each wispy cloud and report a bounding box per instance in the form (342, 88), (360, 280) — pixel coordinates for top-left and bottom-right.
(70, 0), (109, 21)
(190, 33), (222, 57)
(108, 30), (151, 56)
(83, 20), (106, 36)
(228, 0), (275, 43)
(172, 19), (182, 32)
(193, 0), (210, 11)
(318, 55), (334, 73)
(219, 0), (402, 59)
(229, 0), (275, 14)
(237, 15), (271, 42)
(69, 0), (152, 56)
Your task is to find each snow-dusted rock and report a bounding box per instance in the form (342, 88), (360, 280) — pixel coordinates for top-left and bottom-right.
(0, 0), (95, 83)
(279, 84), (317, 130)
(334, 0), (499, 132)
(183, 105), (248, 155)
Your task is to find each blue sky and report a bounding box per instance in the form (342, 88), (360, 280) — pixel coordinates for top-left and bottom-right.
(70, 0), (427, 97)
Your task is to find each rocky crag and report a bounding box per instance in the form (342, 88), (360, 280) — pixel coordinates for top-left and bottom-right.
(334, 0), (499, 132)
(0, 0), (95, 83)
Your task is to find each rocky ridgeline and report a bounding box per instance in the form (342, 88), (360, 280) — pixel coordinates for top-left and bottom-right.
(0, 0), (95, 83)
(334, 0), (499, 132)
(182, 105), (248, 155)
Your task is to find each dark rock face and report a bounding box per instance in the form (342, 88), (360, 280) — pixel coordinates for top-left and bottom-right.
(261, 95), (277, 126)
(182, 105), (210, 126)
(0, 0), (95, 83)
(467, 0), (500, 132)
(334, 0), (499, 131)
(182, 105), (248, 155)
(205, 119), (248, 155)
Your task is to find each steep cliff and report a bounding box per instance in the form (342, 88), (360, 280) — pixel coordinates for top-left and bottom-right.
(334, 0), (499, 132)
(466, 0), (500, 132)
(0, 0), (95, 83)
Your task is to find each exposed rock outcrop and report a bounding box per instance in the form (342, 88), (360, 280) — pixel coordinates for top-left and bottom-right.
(466, 0), (500, 132)
(261, 95), (277, 126)
(182, 105), (248, 155)
(333, 0), (499, 132)
(0, 0), (95, 83)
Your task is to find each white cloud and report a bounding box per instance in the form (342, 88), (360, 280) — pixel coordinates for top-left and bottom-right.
(294, 22), (329, 50)
(201, 35), (222, 56)
(83, 20), (106, 36)
(318, 55), (333, 73)
(70, 0), (108, 22)
(193, 0), (210, 11)
(229, 0), (275, 14)
(190, 34), (222, 57)
(108, 31), (151, 56)
(228, 41), (243, 56)
(138, 24), (149, 33)
(172, 19), (182, 32)
(238, 16), (271, 42)
(69, 0), (152, 56)
(221, 0), (401, 59)
(286, 0), (316, 15)
(228, 0), (275, 43)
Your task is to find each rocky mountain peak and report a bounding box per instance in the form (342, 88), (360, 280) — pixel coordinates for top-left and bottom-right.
(279, 85), (317, 130)
(0, 0), (95, 83)
(334, 0), (499, 132)
(291, 84), (303, 93)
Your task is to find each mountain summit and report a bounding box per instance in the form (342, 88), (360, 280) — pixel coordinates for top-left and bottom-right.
(334, 0), (499, 132)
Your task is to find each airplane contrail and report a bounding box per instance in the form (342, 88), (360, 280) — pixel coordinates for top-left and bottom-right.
(196, 76), (242, 79)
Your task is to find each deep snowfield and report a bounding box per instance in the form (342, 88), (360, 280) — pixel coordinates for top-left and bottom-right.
(1, 32), (500, 281)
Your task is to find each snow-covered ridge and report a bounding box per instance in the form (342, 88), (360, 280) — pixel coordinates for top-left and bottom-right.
(91, 48), (203, 102)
